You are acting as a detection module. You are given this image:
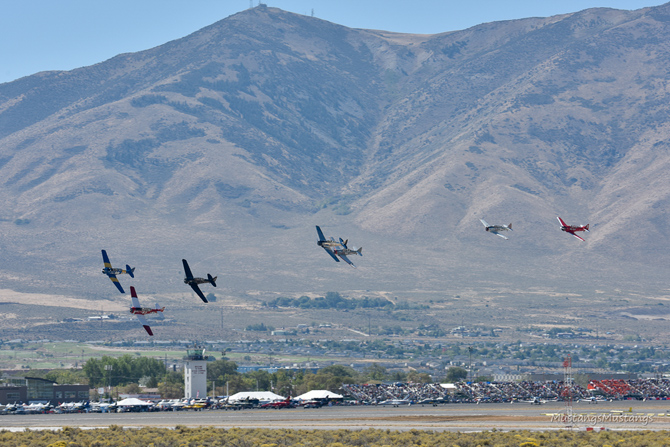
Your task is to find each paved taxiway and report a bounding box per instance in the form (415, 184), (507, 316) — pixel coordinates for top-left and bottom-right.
(2, 400), (670, 432)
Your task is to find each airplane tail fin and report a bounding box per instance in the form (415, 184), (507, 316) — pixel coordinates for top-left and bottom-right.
(208, 274), (217, 287)
(126, 266), (135, 278)
(357, 247), (363, 256)
(508, 223), (512, 230)
(585, 224), (590, 232)
(340, 238), (348, 248)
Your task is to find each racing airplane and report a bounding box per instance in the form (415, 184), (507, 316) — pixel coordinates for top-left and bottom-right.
(316, 226), (362, 267)
(182, 259), (217, 303)
(557, 216), (589, 241)
(101, 250), (135, 293)
(480, 219), (512, 239)
(130, 286), (165, 336)
(130, 286), (165, 335)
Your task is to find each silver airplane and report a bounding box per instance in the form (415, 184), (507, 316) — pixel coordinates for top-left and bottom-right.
(316, 226), (363, 267)
(480, 219), (512, 240)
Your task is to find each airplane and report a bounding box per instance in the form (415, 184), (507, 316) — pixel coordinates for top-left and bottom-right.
(22, 401), (53, 414)
(129, 286), (165, 336)
(557, 216), (589, 241)
(260, 396), (294, 409)
(182, 259), (217, 303)
(316, 226), (363, 267)
(101, 249), (135, 293)
(378, 398), (411, 407)
(582, 396), (608, 404)
(480, 219), (512, 240)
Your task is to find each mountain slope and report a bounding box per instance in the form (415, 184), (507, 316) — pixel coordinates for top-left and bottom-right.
(0, 4), (669, 299)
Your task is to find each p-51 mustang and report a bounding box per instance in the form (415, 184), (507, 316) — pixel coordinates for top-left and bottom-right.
(557, 216), (589, 241)
(129, 286), (164, 336)
(316, 226), (362, 268)
(480, 219), (512, 240)
(101, 250), (135, 293)
(182, 259), (217, 303)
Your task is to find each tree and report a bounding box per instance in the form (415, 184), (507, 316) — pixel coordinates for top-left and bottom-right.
(82, 355), (166, 387)
(364, 364), (387, 382)
(158, 371), (184, 398)
(119, 383), (142, 394)
(207, 359), (238, 382)
(407, 371), (432, 383)
(45, 369), (88, 385)
(445, 366), (468, 383)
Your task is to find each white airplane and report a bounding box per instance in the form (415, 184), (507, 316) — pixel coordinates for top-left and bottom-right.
(378, 398), (411, 407)
(22, 402), (52, 413)
(480, 219), (512, 239)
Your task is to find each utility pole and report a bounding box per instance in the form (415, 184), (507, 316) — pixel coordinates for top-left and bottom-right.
(468, 346), (473, 382)
(105, 364), (113, 399)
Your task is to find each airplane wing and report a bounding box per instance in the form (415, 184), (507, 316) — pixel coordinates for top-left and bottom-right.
(569, 231), (585, 241)
(101, 250), (112, 268)
(135, 313), (153, 336)
(480, 219), (490, 228)
(108, 274), (125, 293)
(316, 226), (326, 242)
(493, 232), (508, 240)
(322, 247), (340, 262)
(557, 216), (568, 227)
(130, 286), (141, 308)
(190, 283), (209, 303)
(182, 259), (194, 280)
(338, 254), (356, 268)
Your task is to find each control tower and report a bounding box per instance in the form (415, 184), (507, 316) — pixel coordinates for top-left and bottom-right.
(184, 345), (209, 399)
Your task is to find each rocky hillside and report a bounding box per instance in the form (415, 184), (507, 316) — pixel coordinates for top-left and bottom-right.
(0, 4), (669, 301)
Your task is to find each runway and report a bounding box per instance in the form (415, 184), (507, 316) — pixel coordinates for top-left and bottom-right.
(1, 400), (669, 432)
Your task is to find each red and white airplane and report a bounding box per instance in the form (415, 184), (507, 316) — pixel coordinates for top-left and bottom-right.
(557, 216), (589, 241)
(129, 286), (165, 336)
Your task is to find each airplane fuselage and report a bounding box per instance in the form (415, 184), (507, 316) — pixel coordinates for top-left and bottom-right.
(185, 277), (210, 285)
(560, 225), (588, 233)
(130, 307), (165, 316)
(102, 267), (125, 276)
(333, 247), (361, 256)
(485, 225), (509, 232)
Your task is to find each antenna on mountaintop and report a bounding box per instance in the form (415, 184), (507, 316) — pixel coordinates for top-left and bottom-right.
(311, 8), (314, 17)
(249, 0), (252, 8)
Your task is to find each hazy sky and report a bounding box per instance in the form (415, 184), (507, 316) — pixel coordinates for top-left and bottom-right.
(0, 0), (665, 84)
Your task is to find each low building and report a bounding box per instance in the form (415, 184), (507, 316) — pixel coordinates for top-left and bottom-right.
(0, 385), (27, 404)
(2, 377), (88, 404)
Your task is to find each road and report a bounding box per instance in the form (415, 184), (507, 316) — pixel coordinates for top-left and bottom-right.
(1, 400), (669, 432)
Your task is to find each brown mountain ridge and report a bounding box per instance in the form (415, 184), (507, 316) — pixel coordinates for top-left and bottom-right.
(0, 4), (669, 300)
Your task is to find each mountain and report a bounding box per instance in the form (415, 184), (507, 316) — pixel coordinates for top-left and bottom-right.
(0, 4), (669, 302)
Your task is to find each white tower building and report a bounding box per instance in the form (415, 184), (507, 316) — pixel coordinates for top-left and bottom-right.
(184, 346), (208, 399)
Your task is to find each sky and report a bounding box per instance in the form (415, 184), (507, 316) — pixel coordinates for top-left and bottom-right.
(0, 0), (666, 84)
